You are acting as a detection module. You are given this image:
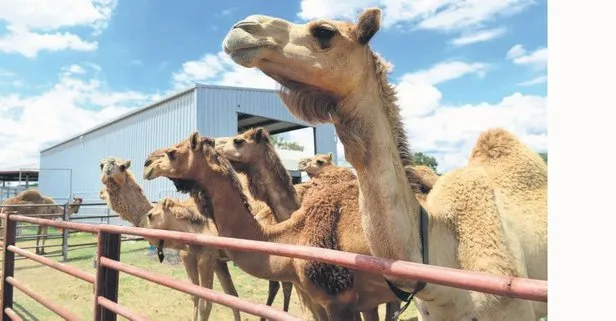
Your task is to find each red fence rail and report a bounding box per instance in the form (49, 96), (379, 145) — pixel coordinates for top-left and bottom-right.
(0, 212), (548, 320)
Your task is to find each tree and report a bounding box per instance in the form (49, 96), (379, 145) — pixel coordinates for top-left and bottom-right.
(412, 152), (439, 173)
(538, 152), (547, 164)
(270, 135), (304, 152)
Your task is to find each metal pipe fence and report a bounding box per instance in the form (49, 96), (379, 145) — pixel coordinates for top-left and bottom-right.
(0, 212), (548, 320)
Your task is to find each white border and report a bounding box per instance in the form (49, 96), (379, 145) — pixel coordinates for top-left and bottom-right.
(549, 1), (616, 319)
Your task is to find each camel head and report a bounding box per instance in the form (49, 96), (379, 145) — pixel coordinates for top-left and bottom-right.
(298, 153), (334, 177)
(143, 198), (175, 248)
(222, 8), (383, 123)
(143, 131), (218, 192)
(100, 156), (132, 187)
(215, 127), (274, 170)
(68, 197), (83, 215)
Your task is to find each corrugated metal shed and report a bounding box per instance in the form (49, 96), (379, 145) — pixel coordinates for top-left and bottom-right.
(39, 84), (338, 221)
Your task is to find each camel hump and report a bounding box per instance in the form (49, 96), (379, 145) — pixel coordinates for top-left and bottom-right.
(469, 128), (526, 162)
(16, 189), (45, 202)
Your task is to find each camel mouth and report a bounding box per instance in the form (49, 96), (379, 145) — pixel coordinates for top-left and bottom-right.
(222, 28), (274, 68)
(143, 167), (157, 180)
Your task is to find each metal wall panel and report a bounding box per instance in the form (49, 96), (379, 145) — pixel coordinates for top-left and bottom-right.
(39, 89), (198, 223)
(39, 85), (340, 226)
(195, 84), (338, 162)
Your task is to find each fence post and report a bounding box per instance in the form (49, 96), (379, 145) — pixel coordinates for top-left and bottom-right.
(93, 231), (121, 321)
(62, 203), (69, 262)
(1, 213), (17, 321)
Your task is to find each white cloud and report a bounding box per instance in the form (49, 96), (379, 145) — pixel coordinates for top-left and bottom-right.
(298, 0), (533, 33)
(0, 0), (116, 33)
(0, 25), (98, 58)
(399, 61), (489, 85)
(518, 75), (547, 86)
(506, 44), (548, 69)
(0, 0), (116, 57)
(0, 64), (158, 169)
(171, 51), (278, 90)
(450, 27), (506, 46)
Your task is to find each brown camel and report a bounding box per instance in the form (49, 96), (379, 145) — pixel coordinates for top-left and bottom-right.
(222, 8), (547, 321)
(98, 156), (242, 321)
(143, 132), (404, 320)
(214, 127), (297, 319)
(1, 189), (82, 254)
(298, 156), (439, 319)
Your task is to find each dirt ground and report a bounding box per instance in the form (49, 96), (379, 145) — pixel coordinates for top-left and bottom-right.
(1, 225), (418, 320)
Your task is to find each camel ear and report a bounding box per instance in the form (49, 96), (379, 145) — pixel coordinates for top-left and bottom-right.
(161, 198), (172, 209)
(356, 8), (381, 45)
(119, 160), (131, 171)
(254, 127), (269, 143)
(327, 152), (333, 161)
(190, 131), (200, 150)
(202, 137), (215, 148)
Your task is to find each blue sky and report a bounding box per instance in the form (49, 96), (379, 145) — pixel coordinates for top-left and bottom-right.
(0, 0), (547, 172)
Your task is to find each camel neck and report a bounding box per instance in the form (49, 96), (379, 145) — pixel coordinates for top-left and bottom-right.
(192, 169), (293, 282)
(247, 159), (300, 221)
(335, 90), (424, 269)
(115, 180), (152, 227)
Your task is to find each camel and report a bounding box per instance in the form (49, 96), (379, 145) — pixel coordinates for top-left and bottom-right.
(1, 189), (82, 254)
(297, 153), (337, 179)
(222, 8), (547, 321)
(215, 127), (393, 320)
(98, 156), (242, 321)
(298, 156), (439, 319)
(214, 127), (297, 318)
(143, 132), (406, 320)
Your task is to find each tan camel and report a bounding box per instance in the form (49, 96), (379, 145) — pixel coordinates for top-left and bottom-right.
(143, 132), (405, 321)
(98, 156), (242, 321)
(297, 153), (336, 179)
(214, 127), (297, 319)
(222, 8), (547, 321)
(1, 189), (82, 254)
(143, 197), (243, 321)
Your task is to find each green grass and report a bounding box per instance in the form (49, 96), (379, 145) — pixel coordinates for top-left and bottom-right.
(2, 224), (418, 320)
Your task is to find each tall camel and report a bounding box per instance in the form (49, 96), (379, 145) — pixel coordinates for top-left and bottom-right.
(1, 190), (83, 254)
(222, 8), (547, 321)
(143, 132), (406, 320)
(98, 156), (242, 321)
(214, 127), (296, 319)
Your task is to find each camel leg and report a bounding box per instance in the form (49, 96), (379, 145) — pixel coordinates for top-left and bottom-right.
(197, 256), (215, 321)
(35, 225), (46, 255)
(40, 225), (48, 255)
(262, 280), (280, 321)
(213, 260), (241, 321)
(385, 301), (401, 320)
(180, 251), (201, 321)
(281, 281), (293, 312)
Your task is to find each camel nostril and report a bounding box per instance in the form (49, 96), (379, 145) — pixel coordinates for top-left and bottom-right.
(144, 159), (152, 167)
(232, 20), (261, 32)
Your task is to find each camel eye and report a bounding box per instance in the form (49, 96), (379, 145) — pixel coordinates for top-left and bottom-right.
(233, 138), (244, 146)
(99, 163), (104, 170)
(312, 26), (336, 40)
(166, 150), (176, 160)
(316, 160), (324, 165)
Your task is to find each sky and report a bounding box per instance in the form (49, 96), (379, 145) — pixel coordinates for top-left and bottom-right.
(0, 0), (547, 173)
